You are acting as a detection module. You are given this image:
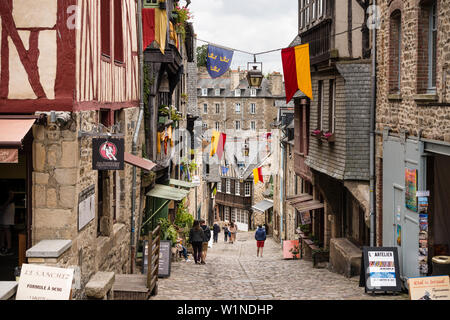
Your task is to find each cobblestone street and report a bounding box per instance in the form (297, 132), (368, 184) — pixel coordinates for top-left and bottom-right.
(153, 231), (408, 300)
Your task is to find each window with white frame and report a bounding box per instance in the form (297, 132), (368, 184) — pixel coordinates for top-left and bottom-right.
(235, 181), (240, 196)
(201, 88), (208, 96)
(225, 207), (230, 221)
(215, 103), (220, 114)
(231, 208), (236, 223)
(235, 121), (241, 131)
(250, 88), (257, 97)
(215, 122), (220, 131)
(318, 80), (324, 130)
(306, 0), (310, 25)
(217, 181), (222, 192)
(251, 121), (256, 131)
(203, 103), (208, 114)
(235, 103), (241, 114)
(329, 79), (336, 133)
(318, 0), (324, 17)
(245, 182), (251, 197)
(300, 0), (306, 28)
(428, 2), (437, 92)
(250, 103), (256, 114)
(312, 0), (317, 20)
(234, 89), (241, 97)
(215, 88), (221, 96)
(202, 123), (208, 129)
(226, 179), (231, 194)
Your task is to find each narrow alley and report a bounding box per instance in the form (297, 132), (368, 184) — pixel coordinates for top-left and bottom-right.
(152, 232), (408, 300)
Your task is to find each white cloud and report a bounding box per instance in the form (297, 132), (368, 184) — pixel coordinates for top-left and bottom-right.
(183, 0), (298, 74)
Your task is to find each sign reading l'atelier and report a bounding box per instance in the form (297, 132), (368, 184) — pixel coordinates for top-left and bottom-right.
(92, 138), (124, 170)
(0, 148), (18, 163)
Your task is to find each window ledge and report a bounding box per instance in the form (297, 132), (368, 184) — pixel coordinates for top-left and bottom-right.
(388, 94), (402, 101)
(414, 94), (438, 102)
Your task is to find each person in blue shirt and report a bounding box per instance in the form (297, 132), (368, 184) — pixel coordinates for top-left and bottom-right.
(255, 225), (267, 257)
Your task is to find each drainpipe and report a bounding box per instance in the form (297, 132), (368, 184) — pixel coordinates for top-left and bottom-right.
(369, 0), (377, 247)
(278, 110), (284, 247)
(131, 0), (145, 273)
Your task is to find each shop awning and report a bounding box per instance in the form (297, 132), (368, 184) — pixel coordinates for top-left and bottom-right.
(252, 199), (274, 212)
(146, 184), (189, 201)
(288, 193), (313, 206)
(169, 179), (196, 189)
(124, 152), (156, 171)
(0, 119), (35, 147)
(293, 200), (324, 213)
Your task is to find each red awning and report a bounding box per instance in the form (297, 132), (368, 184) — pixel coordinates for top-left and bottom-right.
(0, 119), (35, 147)
(124, 152), (156, 171)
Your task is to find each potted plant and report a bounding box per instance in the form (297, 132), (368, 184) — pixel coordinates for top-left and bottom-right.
(311, 129), (323, 138)
(158, 105), (170, 124)
(299, 224), (310, 237)
(170, 107), (182, 127)
(173, 4), (192, 40)
(290, 245), (300, 260)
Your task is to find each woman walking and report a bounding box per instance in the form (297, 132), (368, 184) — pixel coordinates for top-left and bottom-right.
(229, 222), (237, 244)
(188, 220), (206, 264)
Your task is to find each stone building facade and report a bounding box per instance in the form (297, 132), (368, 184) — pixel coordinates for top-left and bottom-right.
(375, 0), (450, 281)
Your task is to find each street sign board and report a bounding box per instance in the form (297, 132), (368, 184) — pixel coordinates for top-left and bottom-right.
(16, 264), (74, 300)
(360, 247), (402, 293)
(158, 240), (172, 278)
(408, 276), (450, 300)
(92, 138), (124, 170)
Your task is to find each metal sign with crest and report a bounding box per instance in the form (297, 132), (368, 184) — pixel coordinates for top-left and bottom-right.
(92, 138), (124, 170)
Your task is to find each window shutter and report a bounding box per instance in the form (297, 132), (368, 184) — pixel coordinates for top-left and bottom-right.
(101, 0), (111, 57)
(114, 0), (124, 63)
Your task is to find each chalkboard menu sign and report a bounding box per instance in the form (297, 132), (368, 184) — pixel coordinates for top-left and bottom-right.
(158, 240), (172, 278)
(360, 247), (402, 293)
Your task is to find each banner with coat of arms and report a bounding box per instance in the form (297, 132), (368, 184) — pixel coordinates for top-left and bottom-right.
(206, 45), (234, 79)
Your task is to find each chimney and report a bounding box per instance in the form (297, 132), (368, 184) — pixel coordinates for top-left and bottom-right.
(268, 72), (283, 96)
(230, 70), (240, 90)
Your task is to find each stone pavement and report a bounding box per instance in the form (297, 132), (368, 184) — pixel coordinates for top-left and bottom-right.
(152, 231), (408, 300)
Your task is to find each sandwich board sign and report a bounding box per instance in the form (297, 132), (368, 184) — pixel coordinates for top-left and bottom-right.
(359, 247), (402, 293)
(158, 240), (172, 278)
(16, 264), (74, 300)
(408, 276), (450, 300)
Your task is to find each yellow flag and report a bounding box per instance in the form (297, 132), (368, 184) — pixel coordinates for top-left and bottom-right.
(155, 8), (168, 54)
(253, 168), (260, 185)
(210, 131), (221, 157)
(157, 132), (161, 153)
(294, 44), (313, 100)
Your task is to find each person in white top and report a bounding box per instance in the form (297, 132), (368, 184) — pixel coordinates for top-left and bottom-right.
(0, 188), (15, 256)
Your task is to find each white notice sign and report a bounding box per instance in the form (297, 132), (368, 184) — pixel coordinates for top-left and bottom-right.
(16, 264), (74, 300)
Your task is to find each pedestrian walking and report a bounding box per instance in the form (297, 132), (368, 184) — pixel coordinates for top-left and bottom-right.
(223, 223), (229, 242)
(0, 188), (15, 256)
(200, 219), (211, 264)
(188, 220), (206, 264)
(255, 225), (267, 257)
(229, 222), (237, 244)
(213, 221), (220, 243)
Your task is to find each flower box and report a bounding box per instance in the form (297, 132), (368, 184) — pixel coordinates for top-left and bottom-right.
(311, 129), (323, 138)
(321, 132), (335, 143)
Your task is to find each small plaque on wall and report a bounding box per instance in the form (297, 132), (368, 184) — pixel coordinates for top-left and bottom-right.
(78, 185), (95, 231)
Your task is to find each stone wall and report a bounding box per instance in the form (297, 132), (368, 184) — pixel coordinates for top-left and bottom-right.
(31, 107), (144, 299)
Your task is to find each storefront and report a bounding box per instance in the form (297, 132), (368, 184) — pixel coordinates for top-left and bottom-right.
(0, 116), (42, 281)
(382, 135), (450, 282)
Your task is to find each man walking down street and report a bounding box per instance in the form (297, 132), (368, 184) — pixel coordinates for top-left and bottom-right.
(255, 225), (267, 258)
(213, 221), (220, 243)
(200, 219), (211, 264)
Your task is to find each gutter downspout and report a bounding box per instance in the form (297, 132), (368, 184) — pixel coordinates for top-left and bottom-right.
(131, 0), (145, 273)
(369, 0), (377, 247)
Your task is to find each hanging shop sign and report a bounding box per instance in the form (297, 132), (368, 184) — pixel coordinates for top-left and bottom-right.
(360, 247), (402, 293)
(16, 264), (74, 300)
(0, 148), (18, 163)
(408, 276), (450, 300)
(405, 168), (418, 212)
(78, 185), (96, 231)
(92, 138), (124, 170)
(158, 240), (172, 278)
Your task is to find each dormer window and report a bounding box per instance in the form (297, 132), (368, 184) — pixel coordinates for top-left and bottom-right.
(234, 89), (241, 97)
(202, 88), (208, 96)
(250, 89), (257, 97)
(215, 88), (221, 96)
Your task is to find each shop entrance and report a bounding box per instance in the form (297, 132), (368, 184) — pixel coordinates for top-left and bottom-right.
(0, 135), (32, 281)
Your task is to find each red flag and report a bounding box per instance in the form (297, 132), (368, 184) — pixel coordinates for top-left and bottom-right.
(142, 8), (156, 51)
(281, 47), (299, 104)
(258, 167), (264, 183)
(216, 133), (227, 160)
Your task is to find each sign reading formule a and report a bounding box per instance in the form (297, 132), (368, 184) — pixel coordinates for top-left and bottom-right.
(92, 138), (124, 171)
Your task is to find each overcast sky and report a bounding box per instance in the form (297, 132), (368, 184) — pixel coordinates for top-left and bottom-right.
(181, 0), (298, 74)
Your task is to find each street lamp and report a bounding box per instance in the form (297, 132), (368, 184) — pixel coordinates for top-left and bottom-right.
(247, 56), (263, 88)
